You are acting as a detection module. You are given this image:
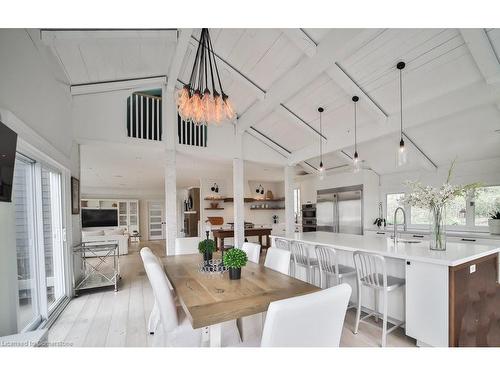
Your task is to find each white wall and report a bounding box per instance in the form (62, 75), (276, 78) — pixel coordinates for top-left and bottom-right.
(0, 29), (76, 335)
(72, 88), (287, 165)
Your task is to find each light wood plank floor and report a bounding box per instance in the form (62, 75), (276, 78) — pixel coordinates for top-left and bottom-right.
(49, 240), (416, 347)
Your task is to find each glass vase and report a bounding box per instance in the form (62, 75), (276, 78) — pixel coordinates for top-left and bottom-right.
(429, 205), (446, 251)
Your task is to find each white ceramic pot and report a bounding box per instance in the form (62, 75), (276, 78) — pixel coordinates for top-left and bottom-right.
(488, 219), (500, 235)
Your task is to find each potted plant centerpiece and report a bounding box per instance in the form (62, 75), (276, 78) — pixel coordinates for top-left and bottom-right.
(223, 248), (248, 280)
(399, 161), (480, 251)
(489, 211), (500, 235)
(198, 238), (216, 264)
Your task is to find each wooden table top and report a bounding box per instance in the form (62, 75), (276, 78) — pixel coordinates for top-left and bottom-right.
(163, 254), (320, 329)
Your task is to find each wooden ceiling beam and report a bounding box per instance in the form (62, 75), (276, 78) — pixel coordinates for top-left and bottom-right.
(188, 36), (266, 101)
(236, 29), (383, 133)
(166, 29), (193, 92)
(460, 29), (500, 85)
(281, 29), (317, 57)
(289, 80), (500, 164)
(326, 63), (388, 122)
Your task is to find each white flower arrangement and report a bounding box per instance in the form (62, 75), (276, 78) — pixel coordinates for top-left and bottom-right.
(399, 161), (480, 209)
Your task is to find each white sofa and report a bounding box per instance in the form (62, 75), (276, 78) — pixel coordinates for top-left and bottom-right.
(81, 228), (129, 255)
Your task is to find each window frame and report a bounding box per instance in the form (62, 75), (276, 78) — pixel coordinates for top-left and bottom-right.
(384, 186), (498, 232)
(14, 140), (73, 333)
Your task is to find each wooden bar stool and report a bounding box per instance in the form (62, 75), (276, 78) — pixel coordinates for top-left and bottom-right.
(352, 251), (405, 347)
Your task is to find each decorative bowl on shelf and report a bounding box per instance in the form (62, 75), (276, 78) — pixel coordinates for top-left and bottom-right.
(210, 202), (219, 209)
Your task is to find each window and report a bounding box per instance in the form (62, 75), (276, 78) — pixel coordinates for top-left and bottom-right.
(13, 156), (39, 330)
(410, 206), (429, 225)
(386, 193), (405, 225)
(13, 155), (67, 332)
(445, 195), (467, 226)
(474, 186), (500, 226)
(294, 188), (301, 220)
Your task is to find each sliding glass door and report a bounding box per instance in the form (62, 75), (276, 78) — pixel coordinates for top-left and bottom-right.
(13, 155), (67, 332)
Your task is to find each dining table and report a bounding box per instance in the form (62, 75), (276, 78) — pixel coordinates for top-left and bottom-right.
(162, 254), (320, 347)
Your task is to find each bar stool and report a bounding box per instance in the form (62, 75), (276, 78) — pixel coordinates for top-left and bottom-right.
(274, 238), (290, 250)
(352, 251), (405, 347)
(290, 241), (319, 285)
(315, 245), (356, 288)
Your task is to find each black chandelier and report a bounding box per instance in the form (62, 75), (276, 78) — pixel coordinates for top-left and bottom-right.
(177, 28), (235, 125)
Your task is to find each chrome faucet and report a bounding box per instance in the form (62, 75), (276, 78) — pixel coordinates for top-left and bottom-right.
(393, 207), (407, 242)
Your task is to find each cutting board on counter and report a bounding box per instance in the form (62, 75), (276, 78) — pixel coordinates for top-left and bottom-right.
(207, 216), (224, 226)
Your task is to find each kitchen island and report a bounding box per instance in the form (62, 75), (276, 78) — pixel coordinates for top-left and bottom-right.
(271, 231), (500, 347)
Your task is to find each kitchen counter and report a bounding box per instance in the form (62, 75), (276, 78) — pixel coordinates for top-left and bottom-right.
(364, 227), (500, 241)
(271, 231), (500, 347)
(271, 231), (500, 266)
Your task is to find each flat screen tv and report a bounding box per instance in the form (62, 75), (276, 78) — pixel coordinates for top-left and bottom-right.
(82, 209), (118, 228)
(0, 120), (18, 203)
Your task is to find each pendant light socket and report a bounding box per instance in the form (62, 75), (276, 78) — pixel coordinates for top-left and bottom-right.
(352, 96), (359, 102)
(397, 61), (406, 70)
(318, 107), (324, 113)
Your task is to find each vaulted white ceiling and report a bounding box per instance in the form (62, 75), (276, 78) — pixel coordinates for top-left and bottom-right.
(40, 27), (500, 181)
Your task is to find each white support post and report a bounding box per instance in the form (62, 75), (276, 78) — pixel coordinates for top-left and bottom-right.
(233, 130), (245, 249)
(284, 164), (295, 237)
(163, 86), (177, 256)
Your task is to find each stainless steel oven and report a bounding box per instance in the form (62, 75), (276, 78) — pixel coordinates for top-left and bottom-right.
(301, 204), (316, 232)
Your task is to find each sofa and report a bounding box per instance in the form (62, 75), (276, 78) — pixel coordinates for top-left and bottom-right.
(81, 228), (129, 255)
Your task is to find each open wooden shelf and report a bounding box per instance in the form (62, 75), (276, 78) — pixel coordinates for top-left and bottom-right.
(205, 207), (224, 210)
(222, 197), (285, 203)
(204, 197), (226, 201)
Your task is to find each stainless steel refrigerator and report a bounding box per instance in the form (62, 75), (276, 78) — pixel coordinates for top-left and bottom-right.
(316, 185), (363, 235)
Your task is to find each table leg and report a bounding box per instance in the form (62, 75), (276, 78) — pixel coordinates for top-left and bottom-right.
(209, 323), (222, 347)
(266, 234), (270, 249)
(220, 237), (224, 252)
(258, 235), (262, 247)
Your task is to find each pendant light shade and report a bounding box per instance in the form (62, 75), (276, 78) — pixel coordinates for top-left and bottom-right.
(317, 107), (325, 179)
(352, 96), (360, 173)
(177, 28), (235, 126)
(396, 61), (408, 167)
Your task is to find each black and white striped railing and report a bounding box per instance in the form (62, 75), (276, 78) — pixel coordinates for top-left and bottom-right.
(177, 115), (207, 148)
(127, 93), (162, 141)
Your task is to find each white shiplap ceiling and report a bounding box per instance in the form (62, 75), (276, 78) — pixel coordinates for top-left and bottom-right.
(41, 28), (500, 184)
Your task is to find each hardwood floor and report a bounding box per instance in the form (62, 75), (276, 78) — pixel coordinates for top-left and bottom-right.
(48, 240), (416, 347)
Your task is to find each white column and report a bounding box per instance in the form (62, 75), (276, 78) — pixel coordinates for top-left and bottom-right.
(284, 164), (295, 236)
(233, 129), (245, 248)
(163, 86), (177, 256)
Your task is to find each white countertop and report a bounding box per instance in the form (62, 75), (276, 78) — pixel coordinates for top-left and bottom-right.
(364, 227), (500, 241)
(271, 231), (500, 267)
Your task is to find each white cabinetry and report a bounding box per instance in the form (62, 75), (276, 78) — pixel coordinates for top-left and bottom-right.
(405, 260), (449, 347)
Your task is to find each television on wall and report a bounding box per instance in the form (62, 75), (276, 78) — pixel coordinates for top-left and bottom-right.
(0, 120), (18, 203)
(82, 209), (118, 228)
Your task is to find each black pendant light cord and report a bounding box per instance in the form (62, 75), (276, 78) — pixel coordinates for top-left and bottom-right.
(397, 61), (406, 146)
(318, 107), (324, 169)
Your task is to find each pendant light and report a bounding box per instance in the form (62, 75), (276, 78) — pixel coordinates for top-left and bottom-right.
(352, 96), (360, 173)
(177, 28), (235, 126)
(396, 61), (407, 166)
(317, 107), (325, 180)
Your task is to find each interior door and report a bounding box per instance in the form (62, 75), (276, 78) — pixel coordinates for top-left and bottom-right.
(148, 201), (165, 240)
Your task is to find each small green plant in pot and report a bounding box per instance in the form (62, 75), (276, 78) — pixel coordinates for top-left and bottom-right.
(489, 210), (500, 235)
(223, 248), (248, 280)
(198, 239), (216, 263)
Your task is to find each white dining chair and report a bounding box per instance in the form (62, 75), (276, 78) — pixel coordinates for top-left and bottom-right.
(315, 245), (356, 288)
(242, 242), (261, 264)
(264, 247), (291, 275)
(352, 251), (405, 347)
(174, 237), (201, 255)
(142, 251), (240, 347)
(261, 284), (352, 347)
(140, 247), (175, 335)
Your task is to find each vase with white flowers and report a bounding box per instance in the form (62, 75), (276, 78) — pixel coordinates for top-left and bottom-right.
(399, 161), (480, 251)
